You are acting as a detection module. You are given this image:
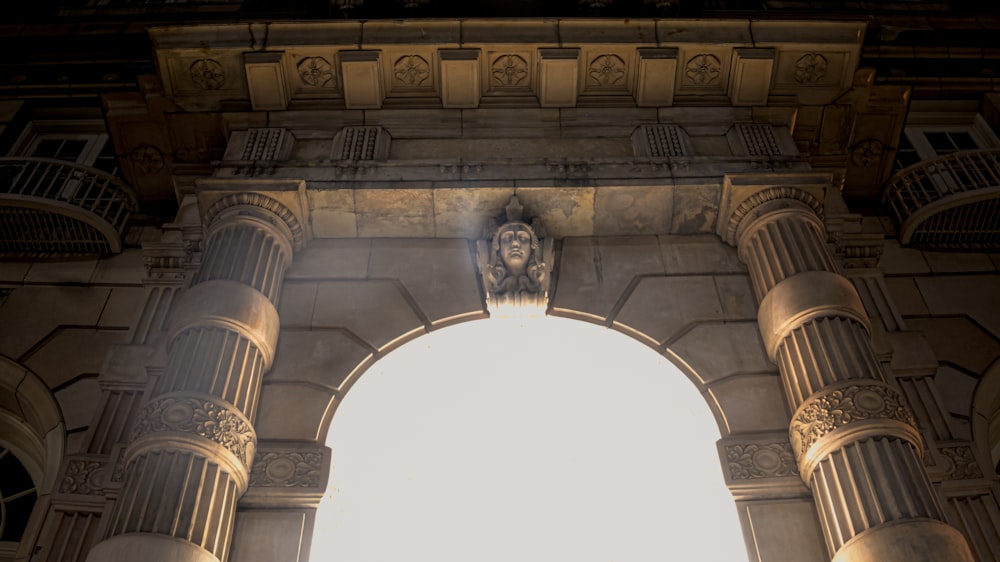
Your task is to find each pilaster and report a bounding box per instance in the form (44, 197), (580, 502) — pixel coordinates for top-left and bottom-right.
(86, 192), (303, 562)
(725, 181), (975, 562)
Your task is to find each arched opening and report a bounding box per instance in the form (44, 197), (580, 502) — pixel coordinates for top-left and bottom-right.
(311, 316), (748, 561)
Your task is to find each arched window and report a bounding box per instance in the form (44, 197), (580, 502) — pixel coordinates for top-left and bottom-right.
(0, 446), (38, 547)
(313, 316), (748, 561)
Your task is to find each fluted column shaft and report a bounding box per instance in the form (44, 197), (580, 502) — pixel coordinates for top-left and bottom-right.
(88, 201), (296, 562)
(735, 195), (973, 562)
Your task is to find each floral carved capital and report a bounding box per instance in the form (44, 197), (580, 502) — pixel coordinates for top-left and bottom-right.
(130, 395), (256, 470)
(249, 449), (324, 488)
(790, 383), (918, 458)
(726, 442), (799, 480)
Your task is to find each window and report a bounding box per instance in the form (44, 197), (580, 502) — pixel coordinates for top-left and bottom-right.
(10, 121), (118, 176)
(895, 113), (1000, 172)
(0, 446), (38, 546)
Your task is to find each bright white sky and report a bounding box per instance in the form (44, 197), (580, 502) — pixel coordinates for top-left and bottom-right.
(312, 315), (749, 562)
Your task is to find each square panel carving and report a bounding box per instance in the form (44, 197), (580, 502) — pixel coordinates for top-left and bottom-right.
(287, 50), (340, 97)
(581, 49), (634, 94)
(163, 52), (245, 98)
(384, 49), (437, 96)
(484, 49), (534, 95)
(772, 50), (852, 91)
(676, 47), (732, 95)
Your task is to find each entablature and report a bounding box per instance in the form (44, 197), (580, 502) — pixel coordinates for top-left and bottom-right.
(149, 19), (865, 112)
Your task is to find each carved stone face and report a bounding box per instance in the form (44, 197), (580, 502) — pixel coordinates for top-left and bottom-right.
(498, 223), (532, 274)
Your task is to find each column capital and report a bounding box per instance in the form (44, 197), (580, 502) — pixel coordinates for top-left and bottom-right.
(718, 174), (829, 246)
(197, 179), (310, 251)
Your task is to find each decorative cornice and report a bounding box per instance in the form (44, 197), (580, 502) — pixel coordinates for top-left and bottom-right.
(130, 394), (256, 471)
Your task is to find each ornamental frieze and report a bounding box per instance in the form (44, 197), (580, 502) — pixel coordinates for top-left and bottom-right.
(790, 383), (918, 457)
(59, 459), (108, 496)
(726, 442), (799, 480)
(249, 449), (324, 488)
(130, 395), (256, 469)
(940, 446), (984, 480)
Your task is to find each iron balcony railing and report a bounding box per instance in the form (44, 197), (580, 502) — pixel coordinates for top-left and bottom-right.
(883, 149), (1000, 248)
(0, 157), (139, 255)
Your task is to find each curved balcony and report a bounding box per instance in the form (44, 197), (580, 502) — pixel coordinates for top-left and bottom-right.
(0, 158), (138, 257)
(884, 149), (1000, 250)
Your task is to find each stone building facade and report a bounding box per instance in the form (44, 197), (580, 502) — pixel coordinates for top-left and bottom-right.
(1, 4), (1000, 562)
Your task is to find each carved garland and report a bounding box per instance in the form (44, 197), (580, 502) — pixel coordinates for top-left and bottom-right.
(130, 395), (256, 470)
(789, 383), (918, 458)
(726, 442), (799, 480)
(249, 449), (324, 488)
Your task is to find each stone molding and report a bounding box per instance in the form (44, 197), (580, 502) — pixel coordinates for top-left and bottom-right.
(790, 381), (921, 480)
(756, 270), (871, 360)
(129, 392), (257, 484)
(167, 279), (280, 368)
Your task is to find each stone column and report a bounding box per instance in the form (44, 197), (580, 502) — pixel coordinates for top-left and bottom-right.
(729, 187), (973, 562)
(86, 194), (302, 562)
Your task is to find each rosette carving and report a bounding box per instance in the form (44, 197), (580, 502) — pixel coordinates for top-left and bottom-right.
(393, 55), (430, 87)
(684, 54), (721, 85)
(588, 54), (626, 87)
(790, 384), (918, 458)
(189, 59), (226, 90)
(131, 395), (256, 469)
(726, 442), (799, 480)
(491, 54), (529, 87)
(297, 57), (334, 88)
(793, 53), (828, 84)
